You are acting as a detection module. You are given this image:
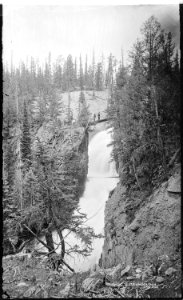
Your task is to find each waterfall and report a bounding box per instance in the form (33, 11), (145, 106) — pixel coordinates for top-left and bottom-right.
(36, 128), (118, 272)
(88, 129), (117, 178)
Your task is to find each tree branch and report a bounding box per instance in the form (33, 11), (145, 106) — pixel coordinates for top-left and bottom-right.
(22, 224), (75, 273)
(168, 148), (180, 167)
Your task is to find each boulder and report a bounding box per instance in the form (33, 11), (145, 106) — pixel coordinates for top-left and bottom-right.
(135, 268), (142, 273)
(165, 267), (177, 276)
(126, 276), (134, 280)
(107, 263), (123, 281)
(136, 273), (142, 279)
(90, 264), (123, 281)
(129, 220), (140, 232)
(121, 265), (131, 277)
(158, 262), (169, 275)
(17, 282), (29, 287)
(167, 175), (181, 193)
(156, 276), (164, 283)
(157, 254), (171, 275)
(59, 283), (71, 298)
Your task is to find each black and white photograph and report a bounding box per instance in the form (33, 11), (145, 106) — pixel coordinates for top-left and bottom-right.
(2, 1), (181, 298)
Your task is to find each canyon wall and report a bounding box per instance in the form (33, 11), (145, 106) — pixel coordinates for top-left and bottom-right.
(102, 165), (181, 268)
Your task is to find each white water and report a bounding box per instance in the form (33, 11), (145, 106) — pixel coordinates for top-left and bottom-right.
(36, 128), (118, 272)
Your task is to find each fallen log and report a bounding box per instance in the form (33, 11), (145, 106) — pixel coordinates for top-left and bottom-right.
(105, 282), (124, 288)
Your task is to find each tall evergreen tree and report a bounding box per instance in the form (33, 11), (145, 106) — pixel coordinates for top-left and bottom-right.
(78, 91), (90, 126)
(66, 54), (74, 91)
(95, 62), (104, 91)
(20, 99), (32, 175)
(84, 55), (88, 89)
(53, 63), (62, 89)
(107, 53), (115, 107)
(74, 57), (78, 88)
(79, 55), (84, 90)
(92, 51), (96, 96)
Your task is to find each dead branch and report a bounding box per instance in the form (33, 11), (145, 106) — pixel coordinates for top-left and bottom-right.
(168, 148), (180, 167)
(22, 224), (75, 273)
(86, 290), (100, 294)
(17, 239), (31, 253)
(116, 289), (125, 297)
(23, 224), (51, 251)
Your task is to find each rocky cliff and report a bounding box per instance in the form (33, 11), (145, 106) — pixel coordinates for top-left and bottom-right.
(102, 165), (181, 269)
(35, 123), (89, 199)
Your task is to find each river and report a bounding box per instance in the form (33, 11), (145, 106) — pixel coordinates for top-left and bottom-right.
(36, 128), (118, 272)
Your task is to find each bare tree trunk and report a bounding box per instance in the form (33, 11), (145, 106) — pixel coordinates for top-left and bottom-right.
(56, 227), (65, 260)
(45, 229), (56, 255)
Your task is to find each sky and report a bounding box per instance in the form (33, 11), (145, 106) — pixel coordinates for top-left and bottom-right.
(3, 3), (180, 69)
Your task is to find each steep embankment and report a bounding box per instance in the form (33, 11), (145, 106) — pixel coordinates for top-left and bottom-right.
(102, 165), (181, 268)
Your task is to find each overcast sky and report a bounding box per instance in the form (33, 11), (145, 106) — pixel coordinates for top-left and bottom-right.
(3, 4), (180, 68)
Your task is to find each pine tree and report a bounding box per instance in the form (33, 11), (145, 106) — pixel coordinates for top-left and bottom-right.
(92, 51), (96, 96)
(44, 62), (51, 94)
(3, 175), (18, 255)
(20, 100), (32, 175)
(47, 88), (63, 124)
(140, 15), (162, 81)
(87, 65), (94, 90)
(84, 55), (88, 89)
(66, 54), (74, 91)
(79, 55), (84, 90)
(95, 62), (104, 91)
(74, 57), (78, 89)
(78, 91), (90, 126)
(53, 63), (62, 89)
(29, 56), (37, 95)
(107, 53), (114, 107)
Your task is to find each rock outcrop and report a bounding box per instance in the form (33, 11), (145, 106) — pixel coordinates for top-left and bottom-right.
(102, 166), (181, 269)
(35, 123), (89, 199)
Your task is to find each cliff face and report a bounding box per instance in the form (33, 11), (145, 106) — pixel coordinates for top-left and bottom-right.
(102, 166), (181, 268)
(35, 123), (89, 198)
